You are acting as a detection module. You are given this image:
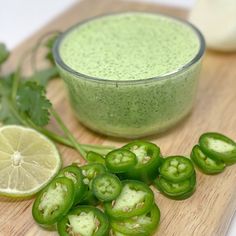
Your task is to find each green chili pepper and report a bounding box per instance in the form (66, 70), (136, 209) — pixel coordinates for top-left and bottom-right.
(57, 206), (109, 236)
(80, 163), (107, 205)
(110, 230), (128, 236)
(154, 173), (196, 200)
(105, 149), (137, 174)
(199, 132), (236, 165)
(111, 203), (160, 236)
(92, 173), (122, 202)
(86, 151), (106, 165)
(122, 141), (162, 184)
(191, 145), (225, 174)
(80, 190), (100, 206)
(81, 163), (107, 189)
(32, 177), (75, 226)
(105, 180), (154, 220)
(159, 156), (194, 183)
(57, 165), (86, 204)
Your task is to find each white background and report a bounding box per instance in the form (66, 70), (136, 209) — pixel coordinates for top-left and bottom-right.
(0, 0), (236, 235)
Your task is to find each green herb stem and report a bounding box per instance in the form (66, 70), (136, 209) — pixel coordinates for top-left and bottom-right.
(10, 104), (114, 156)
(8, 102), (29, 126)
(11, 68), (21, 102)
(50, 107), (87, 158)
(26, 120), (113, 156)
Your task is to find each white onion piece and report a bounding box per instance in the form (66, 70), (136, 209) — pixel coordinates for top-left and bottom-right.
(189, 0), (236, 52)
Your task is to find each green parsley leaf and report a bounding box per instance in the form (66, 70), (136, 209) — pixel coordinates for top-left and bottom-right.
(0, 43), (9, 65)
(17, 81), (52, 126)
(29, 66), (59, 86)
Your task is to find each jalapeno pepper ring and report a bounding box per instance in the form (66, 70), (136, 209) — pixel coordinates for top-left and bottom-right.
(57, 165), (86, 204)
(80, 163), (107, 205)
(110, 229), (129, 236)
(105, 180), (154, 220)
(57, 206), (109, 236)
(159, 156), (194, 183)
(191, 145), (225, 174)
(81, 163), (106, 188)
(122, 141), (162, 184)
(111, 203), (160, 236)
(199, 132), (236, 165)
(105, 149), (137, 174)
(86, 151), (106, 165)
(154, 173), (196, 200)
(92, 173), (122, 202)
(32, 177), (75, 226)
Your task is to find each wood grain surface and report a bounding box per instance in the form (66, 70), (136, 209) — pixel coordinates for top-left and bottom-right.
(1, 0), (236, 235)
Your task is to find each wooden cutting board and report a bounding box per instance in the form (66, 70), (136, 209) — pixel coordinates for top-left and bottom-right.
(1, 0), (236, 235)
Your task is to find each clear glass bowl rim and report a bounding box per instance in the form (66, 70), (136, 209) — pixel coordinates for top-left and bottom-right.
(53, 11), (205, 85)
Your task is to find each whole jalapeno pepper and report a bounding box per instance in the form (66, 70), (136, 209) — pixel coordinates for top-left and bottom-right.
(92, 173), (122, 202)
(154, 172), (196, 200)
(191, 145), (225, 174)
(57, 165), (86, 204)
(122, 141), (162, 184)
(199, 132), (236, 165)
(159, 156), (194, 183)
(104, 180), (154, 220)
(111, 203), (160, 236)
(86, 151), (106, 165)
(105, 149), (137, 174)
(57, 205), (109, 236)
(32, 177), (75, 226)
(80, 163), (107, 205)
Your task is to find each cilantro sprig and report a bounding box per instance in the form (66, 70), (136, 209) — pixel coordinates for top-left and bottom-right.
(0, 37), (114, 159)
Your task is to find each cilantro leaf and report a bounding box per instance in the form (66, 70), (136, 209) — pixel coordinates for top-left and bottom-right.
(0, 74), (20, 124)
(0, 96), (20, 124)
(0, 43), (9, 65)
(17, 81), (52, 126)
(29, 66), (59, 86)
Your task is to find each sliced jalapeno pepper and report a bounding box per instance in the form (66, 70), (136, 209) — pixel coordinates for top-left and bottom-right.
(154, 173), (196, 200)
(80, 190), (100, 206)
(110, 230), (128, 236)
(111, 203), (160, 236)
(159, 156), (194, 183)
(191, 145), (225, 174)
(122, 141), (162, 184)
(57, 206), (109, 236)
(32, 177), (75, 226)
(105, 149), (137, 174)
(81, 163), (107, 205)
(81, 163), (107, 188)
(92, 173), (122, 202)
(86, 151), (106, 165)
(57, 165), (86, 204)
(105, 180), (154, 220)
(199, 132), (236, 165)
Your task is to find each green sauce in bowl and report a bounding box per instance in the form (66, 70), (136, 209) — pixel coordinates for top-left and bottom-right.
(54, 12), (205, 138)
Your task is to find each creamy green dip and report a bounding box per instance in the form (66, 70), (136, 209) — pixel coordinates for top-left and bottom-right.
(55, 12), (204, 137)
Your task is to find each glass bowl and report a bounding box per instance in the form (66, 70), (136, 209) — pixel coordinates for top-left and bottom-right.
(53, 12), (205, 138)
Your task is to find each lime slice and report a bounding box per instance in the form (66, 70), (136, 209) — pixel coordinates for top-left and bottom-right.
(0, 125), (61, 197)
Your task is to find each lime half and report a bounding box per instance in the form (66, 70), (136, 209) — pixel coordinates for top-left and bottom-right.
(0, 125), (61, 197)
